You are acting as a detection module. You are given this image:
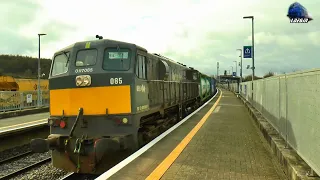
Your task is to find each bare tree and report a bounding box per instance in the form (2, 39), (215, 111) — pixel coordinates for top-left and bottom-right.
(242, 75), (262, 82)
(263, 71), (275, 78)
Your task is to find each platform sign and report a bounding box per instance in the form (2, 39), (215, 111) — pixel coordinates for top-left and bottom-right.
(243, 46), (252, 58)
(232, 72), (236, 76)
(26, 94), (32, 103)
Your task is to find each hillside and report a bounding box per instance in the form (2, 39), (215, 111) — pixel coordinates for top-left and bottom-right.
(0, 54), (52, 79)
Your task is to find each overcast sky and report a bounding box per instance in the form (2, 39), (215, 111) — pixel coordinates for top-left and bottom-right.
(1, 0), (319, 77)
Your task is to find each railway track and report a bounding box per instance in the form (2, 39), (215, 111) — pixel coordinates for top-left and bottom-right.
(0, 151), (51, 180)
(60, 172), (98, 180)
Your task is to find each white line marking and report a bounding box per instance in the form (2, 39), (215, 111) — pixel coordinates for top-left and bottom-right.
(0, 119), (47, 130)
(213, 106), (221, 113)
(95, 89), (220, 180)
(0, 121), (47, 135)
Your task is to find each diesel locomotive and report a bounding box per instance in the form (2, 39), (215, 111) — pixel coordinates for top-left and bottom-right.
(30, 36), (216, 174)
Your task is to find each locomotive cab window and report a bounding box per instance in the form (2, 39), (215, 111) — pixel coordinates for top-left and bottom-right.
(75, 49), (97, 67)
(103, 48), (131, 71)
(51, 52), (69, 76)
(135, 55), (147, 79)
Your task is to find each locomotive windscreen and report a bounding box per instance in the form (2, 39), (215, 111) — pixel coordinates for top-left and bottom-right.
(51, 52), (69, 76)
(75, 49), (98, 67)
(103, 48), (131, 71)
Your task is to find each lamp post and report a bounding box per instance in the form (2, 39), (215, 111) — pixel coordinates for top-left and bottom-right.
(243, 15), (255, 102)
(230, 66), (233, 75)
(217, 62), (219, 83)
(236, 49), (243, 82)
(37, 33), (46, 107)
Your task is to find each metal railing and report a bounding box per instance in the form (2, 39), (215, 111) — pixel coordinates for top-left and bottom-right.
(224, 68), (320, 176)
(0, 90), (49, 112)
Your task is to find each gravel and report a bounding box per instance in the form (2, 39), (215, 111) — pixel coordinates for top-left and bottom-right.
(7, 151), (97, 180)
(10, 161), (69, 180)
(0, 145), (114, 180)
(0, 151), (51, 178)
(0, 144), (30, 162)
(62, 173), (99, 180)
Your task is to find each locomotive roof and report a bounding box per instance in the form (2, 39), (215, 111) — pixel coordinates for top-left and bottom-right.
(54, 38), (207, 74)
(55, 38), (147, 53)
(150, 53), (191, 69)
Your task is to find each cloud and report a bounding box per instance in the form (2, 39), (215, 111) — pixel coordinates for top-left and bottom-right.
(1, 0), (320, 77)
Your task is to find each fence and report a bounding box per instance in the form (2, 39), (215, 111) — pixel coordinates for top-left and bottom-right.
(0, 90), (50, 112)
(224, 68), (320, 176)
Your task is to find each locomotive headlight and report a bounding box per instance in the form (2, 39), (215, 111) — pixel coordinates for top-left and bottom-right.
(76, 76), (83, 86)
(83, 76), (91, 86)
(75, 75), (91, 87)
(122, 118), (128, 124)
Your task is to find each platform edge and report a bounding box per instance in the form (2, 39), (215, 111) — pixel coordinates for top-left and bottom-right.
(0, 107), (49, 120)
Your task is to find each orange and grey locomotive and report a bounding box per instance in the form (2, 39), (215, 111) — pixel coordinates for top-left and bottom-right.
(30, 36), (216, 174)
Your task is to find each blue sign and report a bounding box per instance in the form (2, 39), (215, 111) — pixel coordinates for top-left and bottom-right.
(243, 46), (252, 58)
(232, 72), (236, 76)
(287, 2), (313, 23)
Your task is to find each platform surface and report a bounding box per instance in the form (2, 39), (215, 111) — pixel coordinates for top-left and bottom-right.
(0, 112), (48, 132)
(108, 90), (288, 180)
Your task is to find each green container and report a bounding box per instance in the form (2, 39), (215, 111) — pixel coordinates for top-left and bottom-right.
(199, 74), (211, 101)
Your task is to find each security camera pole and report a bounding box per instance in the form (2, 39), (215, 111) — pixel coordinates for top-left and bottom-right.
(233, 61), (237, 76)
(38, 33), (46, 107)
(243, 16), (255, 102)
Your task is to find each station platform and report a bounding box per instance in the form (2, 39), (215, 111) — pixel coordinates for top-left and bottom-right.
(0, 112), (48, 134)
(105, 89), (288, 180)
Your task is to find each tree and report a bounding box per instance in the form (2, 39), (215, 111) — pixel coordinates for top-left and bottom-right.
(0, 54), (51, 79)
(24, 69), (33, 78)
(263, 71), (275, 78)
(242, 74), (262, 82)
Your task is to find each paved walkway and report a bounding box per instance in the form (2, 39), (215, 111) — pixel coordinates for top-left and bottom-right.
(160, 90), (287, 180)
(108, 89), (288, 180)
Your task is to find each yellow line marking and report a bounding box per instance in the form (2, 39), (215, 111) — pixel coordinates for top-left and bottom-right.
(146, 89), (223, 180)
(0, 119), (47, 130)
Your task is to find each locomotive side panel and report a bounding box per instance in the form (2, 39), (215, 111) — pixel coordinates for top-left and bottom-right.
(134, 50), (150, 114)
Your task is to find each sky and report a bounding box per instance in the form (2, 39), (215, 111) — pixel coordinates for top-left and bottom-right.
(1, 0), (320, 77)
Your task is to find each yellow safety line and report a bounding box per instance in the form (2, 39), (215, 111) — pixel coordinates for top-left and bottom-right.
(146, 89), (223, 180)
(0, 119), (47, 130)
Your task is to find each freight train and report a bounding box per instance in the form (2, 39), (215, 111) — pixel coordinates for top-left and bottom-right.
(30, 37), (217, 174)
(0, 76), (48, 91)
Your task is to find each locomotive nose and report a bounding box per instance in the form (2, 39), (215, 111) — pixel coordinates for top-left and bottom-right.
(30, 138), (50, 153)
